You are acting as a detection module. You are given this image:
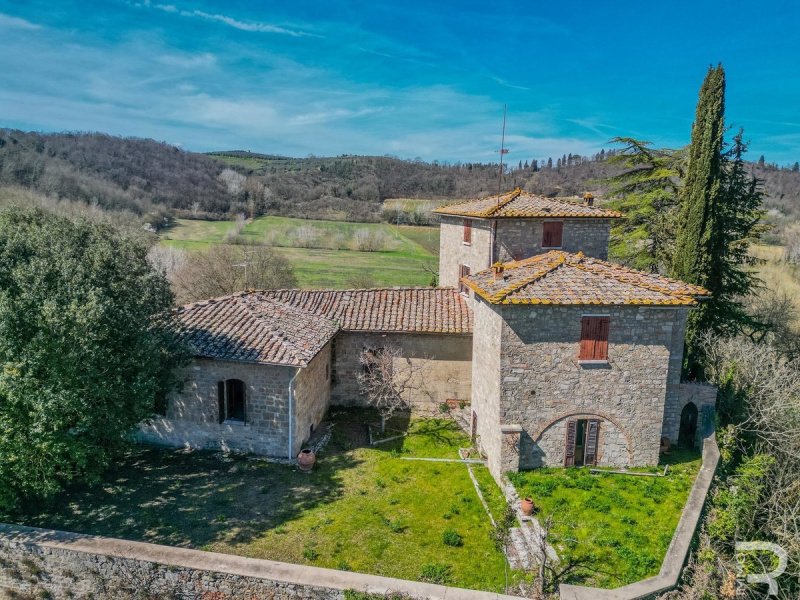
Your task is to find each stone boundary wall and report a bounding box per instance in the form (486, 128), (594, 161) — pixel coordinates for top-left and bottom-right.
(559, 426), (720, 600)
(0, 524), (522, 600)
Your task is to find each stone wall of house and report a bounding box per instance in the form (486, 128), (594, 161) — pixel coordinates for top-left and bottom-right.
(293, 342), (332, 454)
(470, 299), (691, 474)
(662, 381), (718, 445)
(136, 358), (296, 458)
(0, 524), (517, 600)
(330, 332), (472, 412)
(470, 299), (505, 477)
(501, 305), (689, 469)
(494, 218), (612, 262)
(438, 215), (493, 287)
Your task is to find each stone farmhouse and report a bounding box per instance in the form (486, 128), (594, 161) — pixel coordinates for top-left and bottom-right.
(139, 189), (716, 480)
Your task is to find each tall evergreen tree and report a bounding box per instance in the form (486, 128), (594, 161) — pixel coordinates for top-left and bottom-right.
(671, 65), (764, 375)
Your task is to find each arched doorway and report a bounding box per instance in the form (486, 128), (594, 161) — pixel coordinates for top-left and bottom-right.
(678, 402), (698, 448)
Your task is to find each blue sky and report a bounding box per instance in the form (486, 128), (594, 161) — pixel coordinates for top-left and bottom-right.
(1, 1), (799, 164)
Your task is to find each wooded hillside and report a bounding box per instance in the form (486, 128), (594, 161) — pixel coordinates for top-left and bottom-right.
(1, 129), (798, 230)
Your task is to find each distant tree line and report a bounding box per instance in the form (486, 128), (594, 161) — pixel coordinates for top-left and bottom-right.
(0, 129), (797, 230)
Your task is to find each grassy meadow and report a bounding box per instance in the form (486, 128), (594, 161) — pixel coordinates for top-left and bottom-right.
(509, 449), (701, 588)
(161, 216), (440, 288)
(751, 243), (800, 323)
(16, 413), (513, 593)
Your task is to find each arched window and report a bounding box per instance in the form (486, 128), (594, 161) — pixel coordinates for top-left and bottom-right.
(217, 379), (246, 423)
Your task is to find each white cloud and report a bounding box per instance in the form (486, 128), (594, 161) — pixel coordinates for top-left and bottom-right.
(150, 4), (318, 38)
(0, 12), (42, 30)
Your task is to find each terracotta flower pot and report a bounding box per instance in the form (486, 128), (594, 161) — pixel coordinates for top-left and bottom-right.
(520, 497), (535, 516)
(297, 448), (316, 472)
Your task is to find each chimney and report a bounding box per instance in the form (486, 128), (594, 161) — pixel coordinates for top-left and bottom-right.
(583, 192), (594, 207)
(492, 262), (505, 280)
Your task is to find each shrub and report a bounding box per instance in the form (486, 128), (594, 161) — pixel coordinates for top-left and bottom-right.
(302, 546), (319, 561)
(442, 529), (463, 547)
(419, 563), (452, 584)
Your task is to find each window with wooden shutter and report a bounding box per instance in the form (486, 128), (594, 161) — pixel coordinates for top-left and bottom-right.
(584, 419), (600, 466)
(542, 221), (563, 248)
(458, 264), (471, 294)
(564, 419), (577, 467)
(463, 218), (472, 244)
(579, 316), (610, 361)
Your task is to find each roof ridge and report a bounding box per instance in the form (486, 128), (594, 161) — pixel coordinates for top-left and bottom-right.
(569, 257), (710, 298)
(477, 187), (523, 217)
(477, 252), (567, 303)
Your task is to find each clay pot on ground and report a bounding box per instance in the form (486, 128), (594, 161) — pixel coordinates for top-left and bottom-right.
(297, 448), (316, 471)
(520, 497), (535, 516)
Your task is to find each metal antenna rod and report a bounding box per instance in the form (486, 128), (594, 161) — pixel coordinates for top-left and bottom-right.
(497, 104), (509, 195)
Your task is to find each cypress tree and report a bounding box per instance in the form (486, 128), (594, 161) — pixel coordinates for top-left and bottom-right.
(672, 65), (726, 286)
(672, 65), (764, 375)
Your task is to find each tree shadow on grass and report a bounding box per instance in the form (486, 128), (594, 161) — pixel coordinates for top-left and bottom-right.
(13, 440), (361, 550)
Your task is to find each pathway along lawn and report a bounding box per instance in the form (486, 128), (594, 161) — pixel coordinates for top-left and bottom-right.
(508, 449), (702, 588)
(13, 413), (510, 593)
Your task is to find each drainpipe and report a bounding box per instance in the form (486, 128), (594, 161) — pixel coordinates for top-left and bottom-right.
(287, 368), (301, 460)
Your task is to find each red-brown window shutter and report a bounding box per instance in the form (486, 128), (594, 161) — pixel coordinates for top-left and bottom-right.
(564, 420), (577, 467)
(579, 316), (610, 361)
(542, 221), (563, 248)
(584, 419), (600, 466)
(463, 218), (472, 243)
(458, 264), (471, 294)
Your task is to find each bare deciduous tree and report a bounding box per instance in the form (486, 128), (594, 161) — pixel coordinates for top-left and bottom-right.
(356, 345), (427, 432)
(170, 244), (297, 304)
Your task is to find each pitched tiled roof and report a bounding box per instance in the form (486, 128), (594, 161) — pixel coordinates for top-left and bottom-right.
(462, 251), (710, 306)
(175, 288), (473, 365)
(260, 288), (473, 333)
(433, 188), (622, 219)
(175, 293), (339, 366)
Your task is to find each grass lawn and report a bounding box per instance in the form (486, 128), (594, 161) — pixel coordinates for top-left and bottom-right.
(508, 449), (702, 588)
(161, 216), (440, 289)
(13, 412), (511, 593)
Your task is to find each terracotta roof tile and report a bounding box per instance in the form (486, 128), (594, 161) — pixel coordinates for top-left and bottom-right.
(433, 188), (622, 219)
(176, 288), (473, 365)
(260, 288), (473, 333)
(175, 293), (339, 367)
(462, 251), (710, 306)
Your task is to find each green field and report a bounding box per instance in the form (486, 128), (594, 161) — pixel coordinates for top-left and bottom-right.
(161, 216), (440, 288)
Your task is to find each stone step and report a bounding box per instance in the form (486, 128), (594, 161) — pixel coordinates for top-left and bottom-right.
(508, 527), (533, 571)
(518, 519), (559, 565)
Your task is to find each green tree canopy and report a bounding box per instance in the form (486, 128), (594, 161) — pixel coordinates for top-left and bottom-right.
(0, 207), (187, 510)
(603, 137), (685, 272)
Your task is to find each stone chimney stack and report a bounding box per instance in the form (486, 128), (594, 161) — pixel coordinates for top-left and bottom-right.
(583, 192), (594, 207)
(492, 262), (505, 280)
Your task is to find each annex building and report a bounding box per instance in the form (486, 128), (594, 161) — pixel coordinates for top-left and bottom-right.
(138, 189), (717, 480)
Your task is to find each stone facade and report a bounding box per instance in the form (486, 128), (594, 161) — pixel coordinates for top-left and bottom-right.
(438, 215), (494, 288)
(330, 331), (472, 412)
(438, 215), (612, 288)
(494, 218), (611, 261)
(137, 348), (331, 459)
(663, 381), (718, 444)
(471, 298), (691, 478)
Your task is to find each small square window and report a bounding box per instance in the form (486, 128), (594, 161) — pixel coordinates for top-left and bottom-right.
(542, 221), (563, 248)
